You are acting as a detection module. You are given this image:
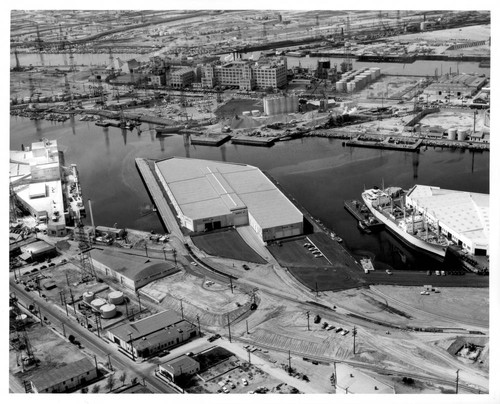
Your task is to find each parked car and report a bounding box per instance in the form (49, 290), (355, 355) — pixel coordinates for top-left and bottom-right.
(242, 264), (250, 270)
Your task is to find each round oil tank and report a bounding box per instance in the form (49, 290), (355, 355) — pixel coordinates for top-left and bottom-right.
(447, 128), (457, 140)
(347, 82), (355, 93)
(16, 314), (28, 324)
(83, 291), (95, 303)
(91, 298), (106, 310)
(457, 129), (467, 141)
(242, 110), (251, 116)
(100, 304), (116, 319)
(336, 81), (346, 92)
(108, 291), (124, 305)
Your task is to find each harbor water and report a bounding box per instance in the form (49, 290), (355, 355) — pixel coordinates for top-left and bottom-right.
(10, 116), (489, 272)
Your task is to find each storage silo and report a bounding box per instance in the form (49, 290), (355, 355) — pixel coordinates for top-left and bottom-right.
(457, 129), (467, 141)
(336, 81), (345, 92)
(285, 95), (293, 113)
(100, 304), (117, 319)
(83, 291), (95, 303)
(108, 291), (124, 305)
(447, 128), (457, 140)
(91, 298), (106, 311)
(347, 82), (355, 93)
(291, 95), (299, 112)
(251, 110), (261, 117)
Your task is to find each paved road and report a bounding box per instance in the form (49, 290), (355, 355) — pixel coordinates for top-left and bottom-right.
(135, 158), (185, 242)
(9, 281), (177, 394)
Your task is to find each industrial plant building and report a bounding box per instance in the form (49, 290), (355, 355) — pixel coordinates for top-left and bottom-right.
(10, 139), (68, 237)
(107, 310), (198, 360)
(201, 57), (287, 90)
(91, 249), (178, 291)
(28, 358), (98, 393)
(423, 73), (487, 98)
(154, 157), (304, 242)
(263, 95), (299, 115)
(405, 185), (489, 256)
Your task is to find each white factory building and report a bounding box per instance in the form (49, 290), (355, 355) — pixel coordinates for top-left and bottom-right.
(154, 157), (303, 242)
(405, 185), (489, 256)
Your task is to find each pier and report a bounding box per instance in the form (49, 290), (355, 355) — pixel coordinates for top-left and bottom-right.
(345, 137), (422, 152)
(190, 134), (232, 146)
(344, 200), (384, 231)
(231, 136), (277, 147)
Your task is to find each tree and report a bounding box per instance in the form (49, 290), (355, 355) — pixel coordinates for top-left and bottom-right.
(106, 375), (116, 392)
(119, 372), (127, 386)
(68, 335), (75, 343)
(81, 387), (89, 394)
(91, 385), (100, 394)
(131, 376), (138, 385)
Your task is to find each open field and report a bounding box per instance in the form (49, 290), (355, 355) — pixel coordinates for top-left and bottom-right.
(191, 229), (267, 264)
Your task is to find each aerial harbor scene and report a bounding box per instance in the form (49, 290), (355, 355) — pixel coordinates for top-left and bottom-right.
(8, 8), (494, 398)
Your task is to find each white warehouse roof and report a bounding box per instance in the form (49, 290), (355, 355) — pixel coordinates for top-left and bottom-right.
(155, 157), (303, 229)
(406, 185), (489, 247)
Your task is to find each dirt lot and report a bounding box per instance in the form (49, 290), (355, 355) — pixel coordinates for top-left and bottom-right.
(215, 98), (263, 119)
(191, 229), (267, 264)
(419, 109), (475, 131)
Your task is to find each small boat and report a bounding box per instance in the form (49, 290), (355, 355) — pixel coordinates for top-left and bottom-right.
(358, 220), (372, 234)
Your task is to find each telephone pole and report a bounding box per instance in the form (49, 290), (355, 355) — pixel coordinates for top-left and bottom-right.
(353, 326), (357, 354)
(306, 311), (310, 331)
(288, 350), (292, 374)
(227, 314), (232, 343)
(456, 369), (460, 394)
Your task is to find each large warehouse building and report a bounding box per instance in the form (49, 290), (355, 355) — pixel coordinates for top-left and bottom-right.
(405, 185), (489, 256)
(154, 157), (303, 242)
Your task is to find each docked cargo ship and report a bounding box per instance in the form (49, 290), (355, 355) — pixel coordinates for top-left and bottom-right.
(361, 186), (449, 259)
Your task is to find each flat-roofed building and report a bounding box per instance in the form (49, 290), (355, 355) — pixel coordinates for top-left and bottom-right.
(170, 67), (195, 88)
(29, 358), (98, 393)
(405, 185), (489, 256)
(107, 310), (198, 359)
(154, 157), (303, 242)
(158, 355), (200, 381)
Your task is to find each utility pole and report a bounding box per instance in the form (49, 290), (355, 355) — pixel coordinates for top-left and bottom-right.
(196, 314), (201, 335)
(227, 314), (232, 343)
(61, 322), (66, 337)
(288, 350), (292, 374)
(93, 355), (99, 373)
(353, 326), (357, 354)
(246, 320), (249, 334)
(180, 299), (184, 319)
(456, 369), (460, 394)
(315, 281), (319, 297)
(248, 349), (251, 364)
(137, 292), (142, 312)
(306, 311), (310, 331)
(94, 313), (101, 337)
(107, 353), (113, 370)
(332, 361), (337, 393)
(229, 277), (234, 294)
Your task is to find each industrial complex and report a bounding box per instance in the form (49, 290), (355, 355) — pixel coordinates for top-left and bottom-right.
(9, 9), (491, 397)
(154, 157), (304, 242)
(405, 185), (489, 256)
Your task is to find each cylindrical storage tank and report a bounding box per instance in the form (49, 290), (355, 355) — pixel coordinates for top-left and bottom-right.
(292, 95), (299, 112)
(267, 98), (275, 116)
(108, 291), (124, 305)
(242, 111), (251, 116)
(448, 128), (457, 140)
(336, 81), (344, 92)
(91, 298), (106, 310)
(457, 129), (467, 141)
(285, 96), (293, 113)
(251, 110), (261, 117)
(16, 314), (28, 324)
(100, 304), (116, 319)
(83, 291), (95, 303)
(347, 82), (355, 93)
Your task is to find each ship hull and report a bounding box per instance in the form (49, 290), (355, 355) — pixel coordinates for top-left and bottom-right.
(362, 193), (447, 259)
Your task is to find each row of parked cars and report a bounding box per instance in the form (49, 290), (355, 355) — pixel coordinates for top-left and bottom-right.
(303, 242), (324, 258)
